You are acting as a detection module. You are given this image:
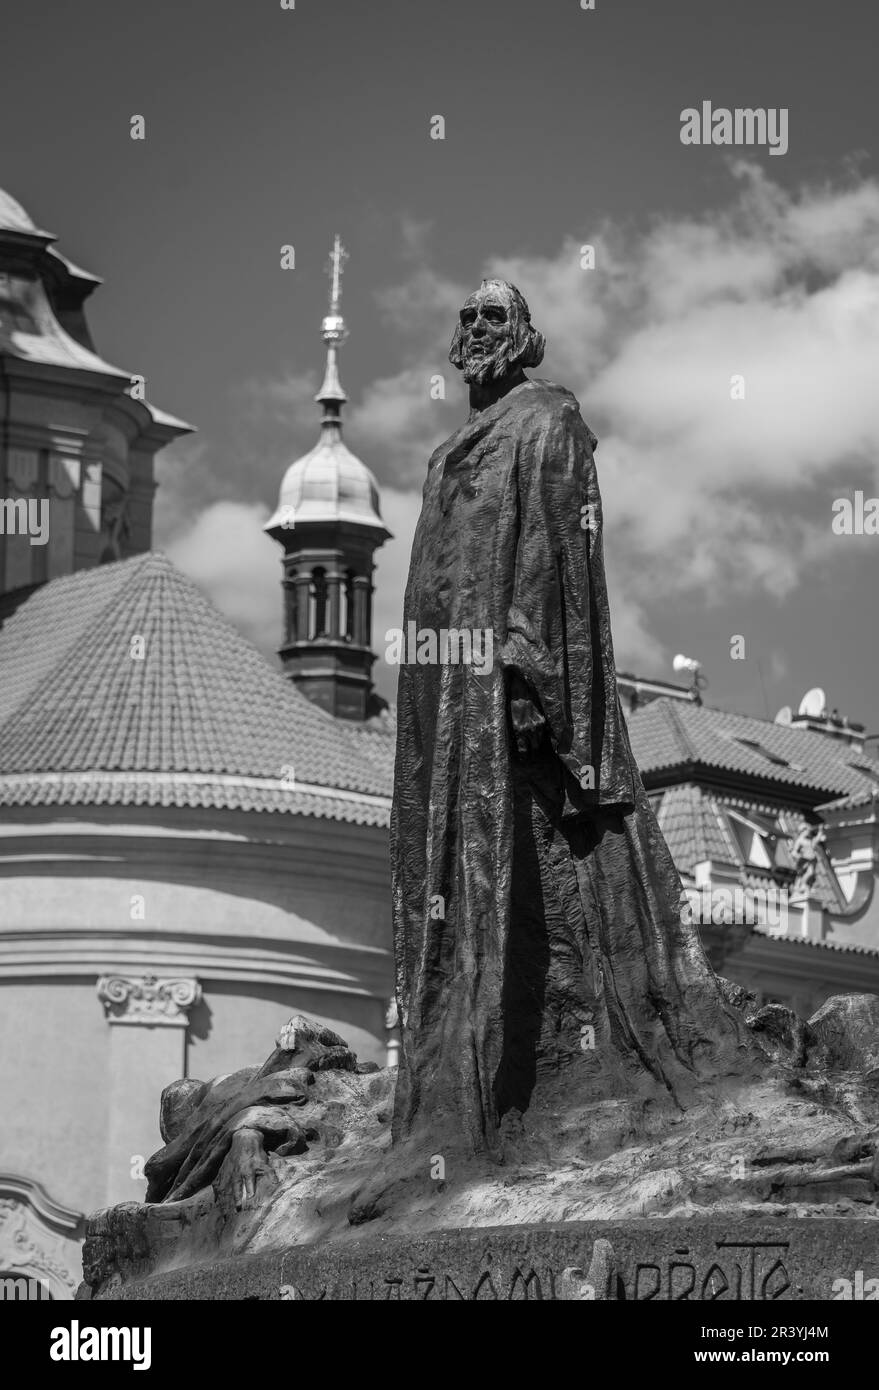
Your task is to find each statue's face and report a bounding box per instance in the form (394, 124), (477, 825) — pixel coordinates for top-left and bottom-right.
(458, 289), (515, 386)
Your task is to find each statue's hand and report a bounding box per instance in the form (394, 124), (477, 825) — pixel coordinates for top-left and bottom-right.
(214, 1127), (275, 1211)
(509, 675), (546, 756)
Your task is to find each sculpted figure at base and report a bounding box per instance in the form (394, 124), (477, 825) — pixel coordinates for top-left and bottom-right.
(143, 1019), (368, 1208)
(391, 279), (752, 1151)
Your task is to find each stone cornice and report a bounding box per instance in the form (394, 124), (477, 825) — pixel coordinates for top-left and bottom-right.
(0, 807), (392, 894)
(727, 931), (879, 987)
(0, 932), (391, 999)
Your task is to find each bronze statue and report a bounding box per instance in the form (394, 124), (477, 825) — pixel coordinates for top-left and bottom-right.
(81, 280), (879, 1301)
(391, 279), (751, 1152)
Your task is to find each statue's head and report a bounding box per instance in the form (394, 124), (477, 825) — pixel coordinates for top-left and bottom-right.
(449, 278), (545, 386)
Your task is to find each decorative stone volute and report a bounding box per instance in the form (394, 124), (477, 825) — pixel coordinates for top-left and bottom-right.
(96, 974), (201, 1027)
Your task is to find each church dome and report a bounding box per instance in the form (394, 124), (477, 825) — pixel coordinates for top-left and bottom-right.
(269, 435), (387, 532)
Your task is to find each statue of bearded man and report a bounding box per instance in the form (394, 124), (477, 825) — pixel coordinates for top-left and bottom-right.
(390, 279), (751, 1155)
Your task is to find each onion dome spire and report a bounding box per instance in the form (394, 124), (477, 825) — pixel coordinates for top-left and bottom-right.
(317, 235), (349, 438)
(264, 237), (391, 721)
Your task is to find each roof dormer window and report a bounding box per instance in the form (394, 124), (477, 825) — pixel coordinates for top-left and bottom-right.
(725, 808), (795, 872)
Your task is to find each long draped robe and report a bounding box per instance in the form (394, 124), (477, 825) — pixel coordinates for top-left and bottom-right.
(391, 378), (749, 1150)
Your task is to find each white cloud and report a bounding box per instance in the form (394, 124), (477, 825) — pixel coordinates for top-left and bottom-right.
(164, 501), (281, 657)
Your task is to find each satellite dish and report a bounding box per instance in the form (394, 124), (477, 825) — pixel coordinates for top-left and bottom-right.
(798, 687), (827, 719)
(774, 705), (793, 725)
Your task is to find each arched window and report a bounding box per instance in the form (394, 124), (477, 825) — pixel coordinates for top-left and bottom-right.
(309, 567), (328, 639)
(284, 570), (298, 644)
(344, 569), (355, 641)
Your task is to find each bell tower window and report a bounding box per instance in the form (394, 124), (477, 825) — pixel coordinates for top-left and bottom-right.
(309, 567), (328, 640)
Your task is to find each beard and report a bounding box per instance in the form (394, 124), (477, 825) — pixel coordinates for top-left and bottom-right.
(462, 338), (516, 386)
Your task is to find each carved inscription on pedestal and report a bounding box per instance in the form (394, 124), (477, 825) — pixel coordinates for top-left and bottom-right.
(282, 1236), (799, 1301)
(630, 1240), (792, 1301)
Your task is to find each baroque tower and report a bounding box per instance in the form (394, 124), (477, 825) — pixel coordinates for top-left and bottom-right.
(0, 188), (191, 623)
(265, 238), (390, 721)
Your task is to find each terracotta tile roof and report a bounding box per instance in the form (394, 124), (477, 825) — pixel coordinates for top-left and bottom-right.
(349, 707), (397, 772)
(0, 772), (390, 826)
(654, 783), (736, 869)
(0, 553), (393, 818)
(628, 698), (879, 799)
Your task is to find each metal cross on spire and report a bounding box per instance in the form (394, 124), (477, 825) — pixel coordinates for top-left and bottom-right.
(326, 234), (349, 316)
(318, 235), (349, 409)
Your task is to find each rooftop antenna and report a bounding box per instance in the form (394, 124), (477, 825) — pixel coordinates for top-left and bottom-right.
(672, 653), (707, 704)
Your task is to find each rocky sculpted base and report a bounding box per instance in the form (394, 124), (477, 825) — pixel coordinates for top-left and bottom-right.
(80, 995), (879, 1301)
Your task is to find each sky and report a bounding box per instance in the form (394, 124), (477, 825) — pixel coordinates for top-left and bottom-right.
(4, 0), (879, 732)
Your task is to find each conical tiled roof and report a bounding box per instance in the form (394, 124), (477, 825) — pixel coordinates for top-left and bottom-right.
(0, 554), (393, 822)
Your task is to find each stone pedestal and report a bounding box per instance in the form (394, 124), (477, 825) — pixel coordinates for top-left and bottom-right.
(82, 1218), (879, 1302)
